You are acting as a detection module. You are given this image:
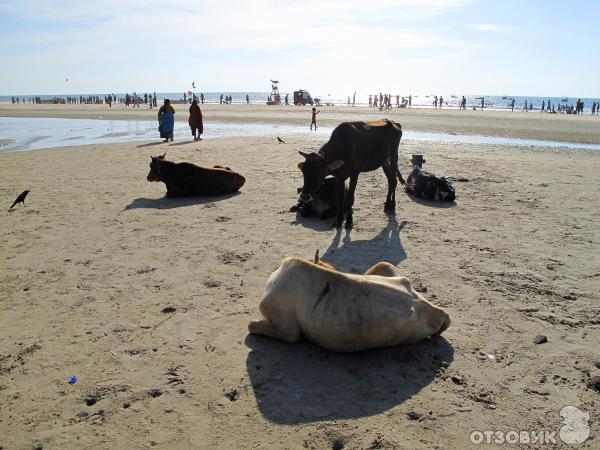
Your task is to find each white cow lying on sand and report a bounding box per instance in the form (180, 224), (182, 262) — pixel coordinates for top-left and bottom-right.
(248, 254), (450, 352)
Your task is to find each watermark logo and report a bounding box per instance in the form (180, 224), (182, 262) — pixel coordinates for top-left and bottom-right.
(470, 406), (590, 445)
(559, 405), (591, 445)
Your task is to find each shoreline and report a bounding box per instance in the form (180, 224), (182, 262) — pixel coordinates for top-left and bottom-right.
(1, 103), (599, 145)
(3, 116), (600, 154)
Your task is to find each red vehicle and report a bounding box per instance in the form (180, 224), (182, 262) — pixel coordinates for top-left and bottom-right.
(293, 90), (313, 106)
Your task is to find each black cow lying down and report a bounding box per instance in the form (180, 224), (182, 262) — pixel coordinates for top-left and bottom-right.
(147, 154), (245, 197)
(290, 175), (349, 219)
(405, 155), (455, 201)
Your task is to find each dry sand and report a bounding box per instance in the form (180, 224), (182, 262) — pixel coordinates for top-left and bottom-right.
(0, 112), (599, 449)
(2, 103), (600, 144)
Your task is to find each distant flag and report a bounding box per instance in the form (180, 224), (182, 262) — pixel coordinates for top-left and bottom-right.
(192, 81), (196, 89)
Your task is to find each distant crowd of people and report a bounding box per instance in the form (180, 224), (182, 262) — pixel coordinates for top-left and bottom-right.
(367, 93), (412, 110)
(518, 98), (597, 115)
(9, 92), (600, 116)
(11, 95), (105, 104)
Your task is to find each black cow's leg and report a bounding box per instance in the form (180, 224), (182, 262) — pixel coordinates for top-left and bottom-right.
(345, 173), (359, 228)
(334, 178), (346, 228)
(382, 162), (397, 213)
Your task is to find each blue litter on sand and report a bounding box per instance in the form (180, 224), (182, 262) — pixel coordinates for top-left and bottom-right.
(69, 376), (77, 384)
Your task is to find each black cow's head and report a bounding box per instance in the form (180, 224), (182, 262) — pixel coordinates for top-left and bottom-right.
(297, 151), (344, 200)
(147, 153), (166, 182)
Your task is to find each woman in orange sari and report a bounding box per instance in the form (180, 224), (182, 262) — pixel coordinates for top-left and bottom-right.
(189, 99), (203, 141)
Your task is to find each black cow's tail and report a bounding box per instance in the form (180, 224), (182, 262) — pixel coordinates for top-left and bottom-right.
(397, 167), (406, 186)
(389, 120), (405, 185)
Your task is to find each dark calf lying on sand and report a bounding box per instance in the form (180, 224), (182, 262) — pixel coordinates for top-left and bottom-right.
(147, 154), (245, 197)
(290, 175), (349, 220)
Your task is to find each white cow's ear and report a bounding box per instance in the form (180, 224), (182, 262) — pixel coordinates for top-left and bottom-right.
(297, 162), (304, 170)
(328, 160), (344, 171)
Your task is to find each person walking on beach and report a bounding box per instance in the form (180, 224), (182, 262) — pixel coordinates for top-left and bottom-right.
(480, 97), (484, 110)
(158, 99), (175, 142)
(188, 99), (203, 141)
(409, 95), (412, 108)
(510, 98), (515, 112)
(523, 100), (528, 112)
(352, 92), (356, 107)
(368, 95), (372, 107)
(310, 107), (320, 131)
(541, 100), (545, 112)
(107, 95), (112, 108)
(439, 95), (444, 109)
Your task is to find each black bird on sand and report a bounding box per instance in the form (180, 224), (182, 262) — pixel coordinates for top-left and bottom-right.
(10, 190), (30, 209)
(277, 136), (286, 144)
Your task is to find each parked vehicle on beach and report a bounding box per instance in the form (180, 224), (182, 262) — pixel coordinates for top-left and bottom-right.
(294, 90), (314, 106)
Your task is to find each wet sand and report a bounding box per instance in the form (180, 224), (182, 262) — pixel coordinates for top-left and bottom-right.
(2, 103), (600, 144)
(0, 128), (599, 448)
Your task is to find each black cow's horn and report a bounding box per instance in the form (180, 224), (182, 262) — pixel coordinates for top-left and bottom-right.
(314, 249), (320, 263)
(299, 151), (310, 158)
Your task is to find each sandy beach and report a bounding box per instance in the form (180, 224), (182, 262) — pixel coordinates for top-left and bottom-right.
(1, 108), (599, 449)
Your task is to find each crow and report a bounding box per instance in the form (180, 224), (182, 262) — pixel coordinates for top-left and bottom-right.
(10, 190), (29, 209)
(277, 136), (286, 144)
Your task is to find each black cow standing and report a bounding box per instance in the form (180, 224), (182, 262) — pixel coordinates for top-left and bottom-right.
(297, 119), (404, 228)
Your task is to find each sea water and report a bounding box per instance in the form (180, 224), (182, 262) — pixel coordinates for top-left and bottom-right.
(1, 117), (599, 153)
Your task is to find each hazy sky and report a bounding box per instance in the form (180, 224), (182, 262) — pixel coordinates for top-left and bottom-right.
(1, 0), (598, 97)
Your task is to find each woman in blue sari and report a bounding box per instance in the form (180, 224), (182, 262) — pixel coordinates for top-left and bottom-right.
(158, 99), (175, 142)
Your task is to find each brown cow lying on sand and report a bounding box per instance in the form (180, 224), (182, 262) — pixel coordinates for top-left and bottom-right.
(248, 253), (450, 352)
(147, 154), (245, 197)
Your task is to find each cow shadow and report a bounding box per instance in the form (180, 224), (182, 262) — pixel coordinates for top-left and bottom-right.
(321, 217), (407, 273)
(245, 334), (453, 424)
(290, 214), (334, 232)
(405, 194), (457, 208)
(123, 192), (240, 210)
